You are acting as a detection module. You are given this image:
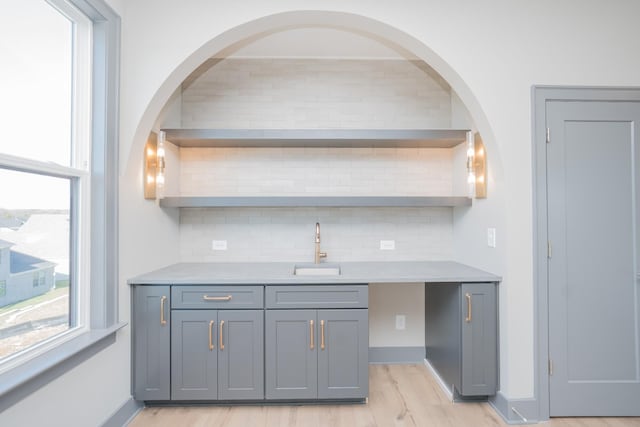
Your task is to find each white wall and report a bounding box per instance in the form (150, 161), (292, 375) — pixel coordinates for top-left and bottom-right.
(369, 283), (425, 347)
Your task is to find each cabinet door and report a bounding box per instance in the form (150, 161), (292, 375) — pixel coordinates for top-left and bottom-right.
(218, 310), (264, 400)
(265, 310), (317, 399)
(133, 285), (170, 401)
(460, 283), (497, 396)
(317, 309), (369, 399)
(171, 310), (218, 400)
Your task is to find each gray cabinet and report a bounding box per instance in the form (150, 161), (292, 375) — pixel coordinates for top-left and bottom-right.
(317, 309), (368, 399)
(171, 309), (264, 400)
(217, 309), (264, 400)
(132, 285), (170, 401)
(133, 283), (367, 403)
(425, 282), (497, 397)
(265, 285), (368, 401)
(265, 310), (317, 399)
(171, 310), (218, 400)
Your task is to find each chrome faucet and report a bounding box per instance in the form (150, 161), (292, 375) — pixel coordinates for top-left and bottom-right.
(314, 222), (327, 264)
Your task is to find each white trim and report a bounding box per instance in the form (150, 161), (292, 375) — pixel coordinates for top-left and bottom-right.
(218, 55), (419, 60)
(0, 326), (88, 376)
(0, 154), (88, 179)
(100, 397), (143, 427)
(423, 358), (454, 401)
(0, 323), (124, 399)
(489, 391), (539, 425)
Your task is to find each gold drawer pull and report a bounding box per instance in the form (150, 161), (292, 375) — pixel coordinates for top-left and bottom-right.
(320, 320), (325, 350)
(160, 296), (167, 325)
(203, 295), (233, 302)
(219, 320), (225, 350)
(208, 320), (215, 351)
(465, 293), (472, 323)
(310, 320), (315, 350)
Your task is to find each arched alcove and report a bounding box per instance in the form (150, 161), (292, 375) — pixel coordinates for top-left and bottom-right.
(126, 11), (502, 180)
(120, 9), (511, 406)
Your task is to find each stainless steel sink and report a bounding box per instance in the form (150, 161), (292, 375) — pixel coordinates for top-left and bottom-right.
(293, 263), (341, 276)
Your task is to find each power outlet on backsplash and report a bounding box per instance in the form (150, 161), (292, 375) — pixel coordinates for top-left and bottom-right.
(380, 240), (396, 250)
(212, 240), (228, 250)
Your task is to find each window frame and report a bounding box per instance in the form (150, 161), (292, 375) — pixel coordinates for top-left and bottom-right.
(0, 0), (121, 407)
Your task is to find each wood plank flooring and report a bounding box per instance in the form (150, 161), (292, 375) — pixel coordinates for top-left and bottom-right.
(128, 364), (640, 427)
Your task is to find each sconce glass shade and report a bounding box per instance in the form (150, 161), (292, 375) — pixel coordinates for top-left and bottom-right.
(466, 132), (487, 199)
(143, 130), (167, 200)
(156, 131), (166, 195)
(466, 133), (476, 197)
(473, 133), (487, 198)
(143, 132), (158, 200)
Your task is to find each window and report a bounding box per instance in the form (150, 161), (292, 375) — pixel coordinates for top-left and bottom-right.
(0, 0), (119, 393)
(0, 0), (86, 363)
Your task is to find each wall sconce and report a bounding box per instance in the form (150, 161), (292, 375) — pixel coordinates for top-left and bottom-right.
(156, 130), (166, 194)
(143, 131), (166, 200)
(466, 132), (487, 199)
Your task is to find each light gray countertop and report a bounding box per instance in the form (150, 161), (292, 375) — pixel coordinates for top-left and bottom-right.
(128, 261), (500, 285)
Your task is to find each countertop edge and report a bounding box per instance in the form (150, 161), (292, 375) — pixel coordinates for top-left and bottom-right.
(127, 261), (501, 285)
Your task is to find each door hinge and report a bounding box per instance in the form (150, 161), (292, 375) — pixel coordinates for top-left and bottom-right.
(549, 359), (554, 376)
(546, 127), (550, 143)
(547, 240), (552, 259)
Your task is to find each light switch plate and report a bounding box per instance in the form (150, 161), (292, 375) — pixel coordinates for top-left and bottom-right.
(212, 240), (228, 250)
(380, 240), (396, 250)
(487, 228), (496, 248)
(395, 314), (406, 330)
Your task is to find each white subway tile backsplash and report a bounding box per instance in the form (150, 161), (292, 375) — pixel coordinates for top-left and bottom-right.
(179, 147), (453, 196)
(182, 58), (451, 130)
(179, 207), (453, 262)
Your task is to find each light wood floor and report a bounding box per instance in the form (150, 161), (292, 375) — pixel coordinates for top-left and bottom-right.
(128, 365), (640, 427)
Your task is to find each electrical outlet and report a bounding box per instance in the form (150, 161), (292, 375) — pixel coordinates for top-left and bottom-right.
(212, 240), (227, 250)
(487, 228), (496, 248)
(380, 240), (396, 250)
(395, 314), (406, 330)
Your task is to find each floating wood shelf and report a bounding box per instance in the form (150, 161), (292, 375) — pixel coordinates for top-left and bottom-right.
(159, 196), (472, 208)
(161, 128), (470, 148)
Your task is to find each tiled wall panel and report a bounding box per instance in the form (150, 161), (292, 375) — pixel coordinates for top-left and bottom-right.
(177, 58), (455, 262)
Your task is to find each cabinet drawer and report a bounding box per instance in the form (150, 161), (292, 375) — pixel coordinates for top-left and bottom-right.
(171, 286), (263, 309)
(265, 285), (368, 309)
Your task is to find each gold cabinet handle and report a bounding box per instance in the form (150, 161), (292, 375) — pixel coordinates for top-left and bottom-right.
(465, 293), (472, 323)
(203, 295), (232, 301)
(310, 320), (315, 350)
(320, 320), (325, 350)
(219, 320), (225, 350)
(208, 320), (215, 351)
(160, 295), (167, 325)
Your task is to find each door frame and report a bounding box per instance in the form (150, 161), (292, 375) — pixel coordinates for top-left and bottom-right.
(533, 86), (640, 420)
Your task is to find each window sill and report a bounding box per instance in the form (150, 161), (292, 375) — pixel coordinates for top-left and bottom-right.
(0, 322), (126, 411)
